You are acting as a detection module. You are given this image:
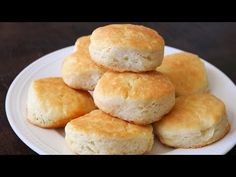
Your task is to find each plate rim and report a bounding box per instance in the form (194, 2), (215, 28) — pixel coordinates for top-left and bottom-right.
(5, 46), (73, 155)
(5, 45), (236, 155)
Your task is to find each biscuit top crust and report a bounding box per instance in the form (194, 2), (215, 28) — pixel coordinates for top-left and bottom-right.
(31, 77), (96, 115)
(157, 52), (208, 96)
(62, 36), (106, 74)
(156, 93), (226, 134)
(69, 110), (153, 138)
(95, 71), (175, 100)
(90, 24), (164, 52)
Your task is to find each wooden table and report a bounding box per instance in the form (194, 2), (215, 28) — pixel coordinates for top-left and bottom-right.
(1, 22), (235, 155)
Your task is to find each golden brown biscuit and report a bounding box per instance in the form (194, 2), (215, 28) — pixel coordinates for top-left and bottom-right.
(74, 35), (90, 52)
(157, 52), (208, 96)
(89, 24), (165, 72)
(153, 93), (230, 148)
(62, 36), (106, 90)
(65, 110), (154, 154)
(27, 77), (96, 128)
(93, 71), (175, 125)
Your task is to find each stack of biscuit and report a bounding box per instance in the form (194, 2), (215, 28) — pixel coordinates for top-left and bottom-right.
(27, 24), (230, 154)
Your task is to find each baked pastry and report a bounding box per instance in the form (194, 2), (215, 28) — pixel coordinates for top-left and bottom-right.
(65, 110), (154, 154)
(27, 77), (96, 128)
(89, 24), (165, 72)
(157, 52), (208, 96)
(74, 35), (90, 52)
(93, 71), (175, 125)
(153, 93), (230, 148)
(62, 36), (106, 90)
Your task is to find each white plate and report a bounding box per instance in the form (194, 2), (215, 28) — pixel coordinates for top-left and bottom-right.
(5, 46), (236, 155)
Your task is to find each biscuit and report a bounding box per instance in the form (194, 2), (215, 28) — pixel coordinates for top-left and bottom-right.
(65, 110), (154, 154)
(62, 36), (106, 90)
(27, 77), (96, 128)
(74, 35), (90, 52)
(153, 93), (230, 148)
(89, 24), (165, 72)
(93, 71), (175, 125)
(157, 52), (208, 96)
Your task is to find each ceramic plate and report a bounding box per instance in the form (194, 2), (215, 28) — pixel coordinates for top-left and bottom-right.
(5, 46), (236, 154)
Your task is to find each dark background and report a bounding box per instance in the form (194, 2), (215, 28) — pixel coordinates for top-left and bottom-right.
(0, 22), (235, 155)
